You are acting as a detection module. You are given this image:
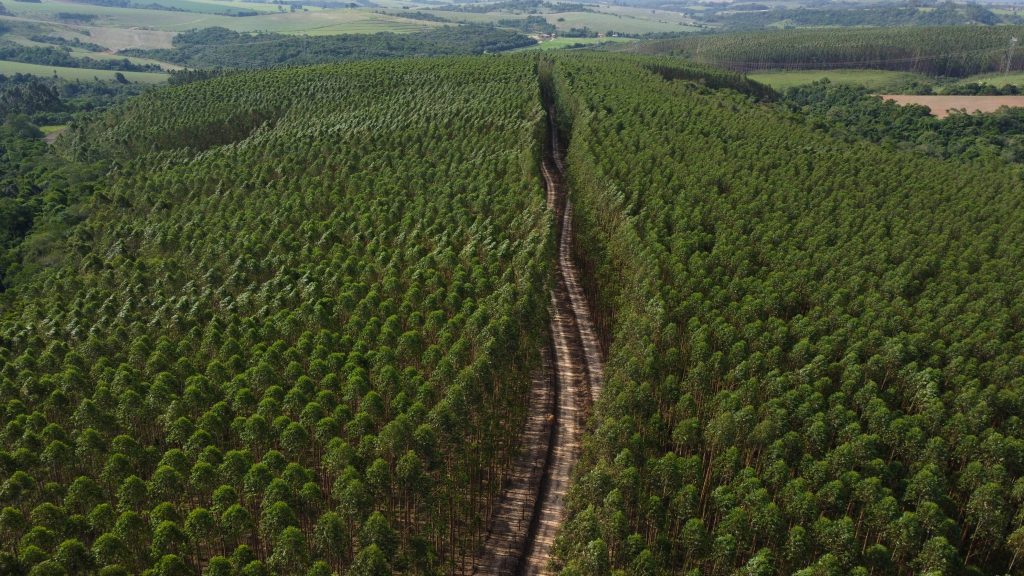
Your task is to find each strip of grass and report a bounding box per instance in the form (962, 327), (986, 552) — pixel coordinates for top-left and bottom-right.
(4, 1), (436, 34)
(0, 59), (167, 82)
(520, 36), (635, 51)
(959, 71), (1024, 87)
(747, 69), (928, 91)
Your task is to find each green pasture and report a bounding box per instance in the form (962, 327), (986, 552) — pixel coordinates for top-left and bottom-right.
(959, 71), (1024, 87)
(747, 69), (928, 91)
(524, 36), (634, 50)
(0, 58), (168, 81)
(4, 1), (437, 36)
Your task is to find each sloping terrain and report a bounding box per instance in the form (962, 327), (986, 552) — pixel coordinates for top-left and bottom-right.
(549, 54), (1024, 575)
(5, 49), (1024, 576)
(0, 56), (553, 575)
(637, 26), (1024, 76)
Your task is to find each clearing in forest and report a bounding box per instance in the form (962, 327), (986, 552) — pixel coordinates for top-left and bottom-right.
(880, 94), (1024, 117)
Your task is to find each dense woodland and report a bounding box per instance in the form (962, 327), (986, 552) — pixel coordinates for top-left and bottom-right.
(548, 54), (1024, 575)
(0, 57), (553, 575)
(5, 38), (1024, 576)
(123, 26), (535, 70)
(782, 81), (1024, 165)
(638, 26), (1024, 76)
(0, 75), (146, 289)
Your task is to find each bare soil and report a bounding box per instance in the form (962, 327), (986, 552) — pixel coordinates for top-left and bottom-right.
(880, 94), (1024, 118)
(472, 103), (604, 575)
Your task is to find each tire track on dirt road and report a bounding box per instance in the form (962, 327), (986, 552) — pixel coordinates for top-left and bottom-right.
(473, 96), (604, 575)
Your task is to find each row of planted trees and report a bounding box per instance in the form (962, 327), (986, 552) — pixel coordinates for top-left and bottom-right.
(638, 26), (1024, 76)
(0, 56), (553, 575)
(550, 53), (1024, 575)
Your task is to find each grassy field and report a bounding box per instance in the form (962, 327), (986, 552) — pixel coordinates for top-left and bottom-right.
(747, 69), (927, 91)
(598, 5), (692, 20)
(152, 0), (289, 14)
(0, 59), (168, 82)
(39, 124), (67, 144)
(524, 36), (634, 50)
(743, 68), (1024, 93)
(959, 71), (1024, 87)
(263, 12), (435, 35)
(112, 0), (273, 15)
(545, 11), (697, 33)
(591, 5), (701, 28)
(3, 0), (438, 40)
(422, 5), (698, 34)
(419, 11), (497, 24)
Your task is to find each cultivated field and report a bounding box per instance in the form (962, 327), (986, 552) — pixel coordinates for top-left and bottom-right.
(74, 25), (177, 50)
(421, 5), (698, 34)
(544, 11), (696, 33)
(524, 36), (634, 50)
(881, 94), (1024, 117)
(2, 0), (437, 40)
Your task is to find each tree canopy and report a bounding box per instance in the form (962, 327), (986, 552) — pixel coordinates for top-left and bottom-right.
(549, 53), (1024, 576)
(0, 56), (551, 575)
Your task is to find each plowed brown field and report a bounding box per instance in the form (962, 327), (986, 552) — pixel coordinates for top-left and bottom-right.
(881, 95), (1024, 118)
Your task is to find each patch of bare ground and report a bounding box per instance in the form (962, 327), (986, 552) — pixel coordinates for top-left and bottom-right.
(84, 26), (176, 50)
(473, 101), (604, 575)
(881, 94), (1024, 118)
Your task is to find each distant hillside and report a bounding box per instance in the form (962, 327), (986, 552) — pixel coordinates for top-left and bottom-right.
(123, 25), (535, 69)
(706, 2), (1005, 30)
(637, 26), (1024, 77)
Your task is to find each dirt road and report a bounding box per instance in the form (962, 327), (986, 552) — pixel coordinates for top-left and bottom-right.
(473, 98), (604, 575)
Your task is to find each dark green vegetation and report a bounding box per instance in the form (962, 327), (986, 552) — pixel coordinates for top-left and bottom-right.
(638, 26), (1024, 77)
(548, 54), (1024, 575)
(784, 81), (1024, 165)
(0, 57), (552, 575)
(7, 40), (1024, 576)
(0, 74), (146, 123)
(123, 26), (535, 69)
(0, 125), (99, 291)
(703, 1), (1005, 30)
(26, 36), (107, 53)
(0, 74), (145, 289)
(498, 14), (557, 35)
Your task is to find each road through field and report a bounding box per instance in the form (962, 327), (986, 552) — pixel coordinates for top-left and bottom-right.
(473, 97), (604, 575)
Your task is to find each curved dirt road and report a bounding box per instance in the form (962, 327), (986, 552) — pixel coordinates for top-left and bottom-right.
(520, 105), (605, 576)
(472, 103), (604, 575)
